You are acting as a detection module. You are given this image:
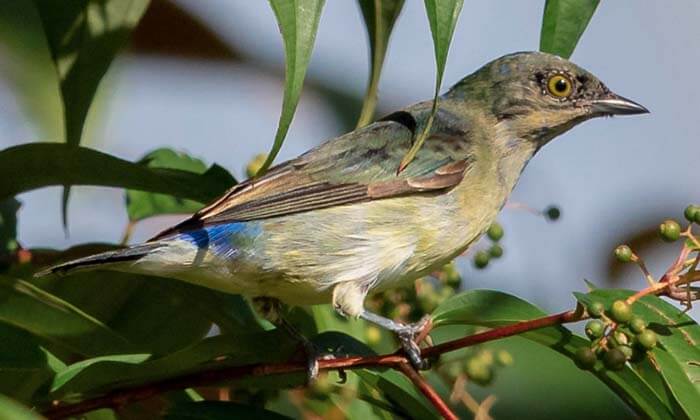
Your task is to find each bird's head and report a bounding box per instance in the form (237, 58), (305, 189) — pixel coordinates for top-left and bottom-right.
(446, 51), (648, 145)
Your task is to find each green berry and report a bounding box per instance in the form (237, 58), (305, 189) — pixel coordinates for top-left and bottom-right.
(489, 244), (504, 258)
(574, 347), (597, 370)
(637, 330), (658, 349)
(545, 205), (561, 221)
(496, 350), (514, 366)
(486, 222), (504, 241)
(443, 263), (461, 288)
(684, 205), (700, 223)
(629, 317), (646, 334)
(603, 348), (627, 370)
(588, 301), (605, 318)
(614, 245), (634, 263)
(659, 219), (681, 242)
(465, 358), (493, 386)
(610, 300), (633, 324)
(618, 345), (634, 360)
(613, 330), (630, 346)
(585, 320), (605, 339)
(474, 251), (490, 269)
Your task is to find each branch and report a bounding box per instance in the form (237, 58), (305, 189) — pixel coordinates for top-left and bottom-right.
(42, 309), (582, 419)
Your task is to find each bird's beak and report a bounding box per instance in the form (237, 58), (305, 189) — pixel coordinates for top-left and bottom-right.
(590, 94), (650, 116)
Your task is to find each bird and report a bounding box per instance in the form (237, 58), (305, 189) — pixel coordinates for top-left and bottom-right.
(38, 51), (648, 372)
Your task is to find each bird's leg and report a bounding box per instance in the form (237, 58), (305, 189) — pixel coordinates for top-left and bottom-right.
(359, 310), (432, 370)
(252, 297), (319, 382)
(332, 281), (432, 370)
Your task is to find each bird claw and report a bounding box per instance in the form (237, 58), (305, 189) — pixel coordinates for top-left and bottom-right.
(395, 316), (432, 370)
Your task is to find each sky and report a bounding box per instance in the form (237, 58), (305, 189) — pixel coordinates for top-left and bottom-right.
(0, 1), (698, 315)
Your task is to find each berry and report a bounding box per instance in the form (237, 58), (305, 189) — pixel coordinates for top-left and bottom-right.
(465, 358), (493, 386)
(474, 251), (490, 269)
(585, 320), (605, 339)
(496, 350), (514, 366)
(659, 219), (681, 242)
(614, 245), (634, 263)
(613, 330), (630, 346)
(487, 222), (504, 241)
(684, 205), (700, 223)
(629, 317), (646, 334)
(489, 244), (504, 258)
(637, 330), (658, 349)
(588, 301), (605, 318)
(544, 205), (561, 221)
(603, 348), (627, 370)
(575, 347), (597, 370)
(618, 345), (634, 360)
(365, 326), (382, 345)
(610, 300), (633, 324)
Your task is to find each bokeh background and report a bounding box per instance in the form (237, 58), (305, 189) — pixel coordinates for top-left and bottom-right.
(0, 1), (697, 418)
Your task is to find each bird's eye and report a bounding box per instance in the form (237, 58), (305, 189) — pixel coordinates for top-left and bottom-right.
(546, 74), (573, 98)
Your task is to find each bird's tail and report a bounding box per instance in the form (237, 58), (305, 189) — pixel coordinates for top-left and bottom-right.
(34, 243), (165, 277)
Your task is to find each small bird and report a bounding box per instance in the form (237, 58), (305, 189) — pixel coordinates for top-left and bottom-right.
(39, 51), (648, 370)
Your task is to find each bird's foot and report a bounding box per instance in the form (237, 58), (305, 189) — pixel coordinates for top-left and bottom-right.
(394, 316), (433, 370)
(295, 335), (321, 383)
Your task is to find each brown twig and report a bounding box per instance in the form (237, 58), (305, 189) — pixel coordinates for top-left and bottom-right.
(41, 309), (584, 419)
(396, 362), (458, 420)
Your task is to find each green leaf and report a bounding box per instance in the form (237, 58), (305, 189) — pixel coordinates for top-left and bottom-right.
(258, 0), (325, 175)
(0, 394), (45, 420)
(31, 270), (224, 357)
(576, 289), (700, 419)
(164, 401), (293, 420)
(33, 0), (150, 227)
(50, 330), (299, 400)
(356, 369), (437, 420)
(539, 0), (600, 58)
(0, 275), (131, 356)
(126, 148), (235, 222)
(398, 0), (463, 172)
(33, 0), (150, 146)
(0, 2), (63, 140)
(51, 354), (150, 393)
(0, 323), (61, 403)
(432, 290), (674, 419)
(356, 0), (405, 127)
(0, 143), (235, 204)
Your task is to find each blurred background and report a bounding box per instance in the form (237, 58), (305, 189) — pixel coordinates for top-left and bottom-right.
(0, 1), (698, 418)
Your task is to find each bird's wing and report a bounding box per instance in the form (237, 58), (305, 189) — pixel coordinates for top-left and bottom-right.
(150, 105), (473, 240)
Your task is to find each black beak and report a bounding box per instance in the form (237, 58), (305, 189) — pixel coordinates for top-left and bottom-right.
(590, 94), (649, 116)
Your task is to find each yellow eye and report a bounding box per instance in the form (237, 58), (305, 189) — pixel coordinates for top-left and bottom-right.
(546, 74), (573, 98)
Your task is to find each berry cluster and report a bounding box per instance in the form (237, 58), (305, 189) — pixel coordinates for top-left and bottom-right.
(575, 300), (657, 371)
(473, 222), (504, 269)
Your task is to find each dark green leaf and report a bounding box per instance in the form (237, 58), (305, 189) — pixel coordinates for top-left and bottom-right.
(258, 0), (325, 174)
(0, 323), (62, 403)
(33, 0), (150, 146)
(432, 290), (674, 419)
(126, 148), (235, 222)
(576, 289), (700, 418)
(0, 2), (63, 140)
(0, 394), (44, 420)
(356, 0), (405, 127)
(33, 0), (150, 227)
(399, 0), (463, 172)
(539, 0), (600, 58)
(50, 330), (298, 400)
(0, 143), (235, 204)
(356, 369), (437, 420)
(164, 401), (292, 420)
(0, 275), (131, 356)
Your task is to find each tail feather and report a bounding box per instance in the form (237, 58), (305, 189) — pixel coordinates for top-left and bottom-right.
(35, 243), (165, 277)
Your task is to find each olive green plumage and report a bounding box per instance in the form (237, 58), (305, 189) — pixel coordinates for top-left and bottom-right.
(42, 51), (647, 335)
